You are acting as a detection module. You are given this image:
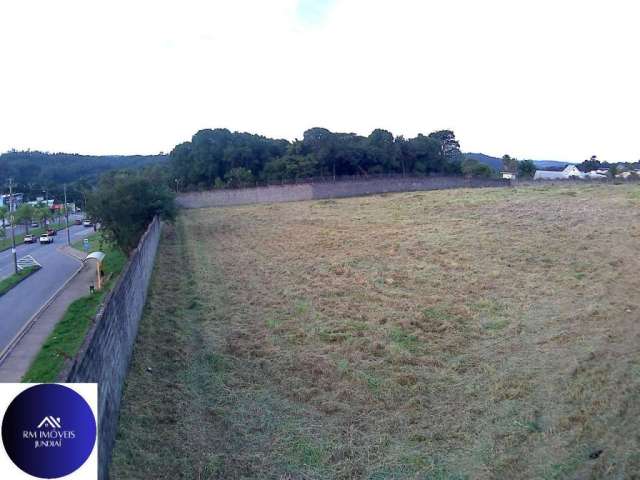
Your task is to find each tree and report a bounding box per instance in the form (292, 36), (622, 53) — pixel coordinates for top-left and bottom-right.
(578, 155), (602, 172)
(14, 204), (35, 234)
(394, 135), (409, 176)
(428, 130), (463, 163)
(407, 134), (443, 174)
(302, 127), (337, 179)
(0, 150), (166, 188)
(263, 154), (318, 181)
(35, 205), (52, 227)
(167, 127), (471, 188)
(367, 129), (396, 173)
(224, 167), (254, 188)
(0, 205), (7, 233)
(461, 158), (493, 178)
(87, 171), (175, 253)
(517, 160), (536, 179)
(170, 129), (287, 189)
(501, 155), (518, 173)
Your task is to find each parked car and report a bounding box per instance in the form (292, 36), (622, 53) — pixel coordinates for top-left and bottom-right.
(46, 228), (57, 236)
(39, 234), (54, 244)
(23, 234), (35, 244)
(31, 222), (39, 228)
(74, 219), (82, 225)
(82, 219), (92, 227)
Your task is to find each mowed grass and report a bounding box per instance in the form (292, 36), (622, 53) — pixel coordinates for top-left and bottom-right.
(112, 183), (640, 479)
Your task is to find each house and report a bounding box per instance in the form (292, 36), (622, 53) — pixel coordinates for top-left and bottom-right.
(585, 170), (607, 179)
(501, 172), (516, 180)
(27, 199), (54, 208)
(534, 164), (584, 180)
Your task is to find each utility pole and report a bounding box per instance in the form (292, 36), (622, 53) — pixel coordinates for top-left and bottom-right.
(43, 188), (48, 226)
(64, 184), (71, 246)
(8, 178), (17, 275)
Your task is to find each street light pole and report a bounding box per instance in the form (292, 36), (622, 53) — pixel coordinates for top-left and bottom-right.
(43, 188), (48, 227)
(64, 184), (71, 246)
(8, 178), (17, 275)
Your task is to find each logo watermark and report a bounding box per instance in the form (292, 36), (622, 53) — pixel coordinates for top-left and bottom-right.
(0, 383), (97, 479)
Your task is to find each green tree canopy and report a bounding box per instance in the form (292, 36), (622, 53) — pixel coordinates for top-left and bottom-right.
(171, 127), (468, 190)
(14, 204), (35, 233)
(86, 171), (175, 253)
(501, 155), (518, 173)
(517, 160), (537, 179)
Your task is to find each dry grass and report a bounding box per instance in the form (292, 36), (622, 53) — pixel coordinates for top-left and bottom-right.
(112, 183), (640, 479)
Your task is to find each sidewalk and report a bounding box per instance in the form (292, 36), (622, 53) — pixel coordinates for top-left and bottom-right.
(0, 248), (93, 382)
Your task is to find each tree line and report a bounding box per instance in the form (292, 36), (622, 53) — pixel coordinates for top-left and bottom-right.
(0, 202), (68, 239)
(576, 155), (639, 175)
(170, 127), (497, 189)
(0, 150), (167, 204)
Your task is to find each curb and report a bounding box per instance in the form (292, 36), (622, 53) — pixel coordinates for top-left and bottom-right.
(0, 258), (85, 368)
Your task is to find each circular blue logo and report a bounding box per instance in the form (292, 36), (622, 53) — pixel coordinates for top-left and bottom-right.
(1, 384), (96, 479)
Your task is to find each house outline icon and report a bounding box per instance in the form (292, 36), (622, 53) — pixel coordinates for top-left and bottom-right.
(37, 416), (62, 429)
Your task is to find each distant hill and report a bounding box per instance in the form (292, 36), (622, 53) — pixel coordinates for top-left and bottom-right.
(465, 153), (574, 172)
(464, 153), (503, 171)
(0, 151), (168, 191)
(532, 160), (572, 170)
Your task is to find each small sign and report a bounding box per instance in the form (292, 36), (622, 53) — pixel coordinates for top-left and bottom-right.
(83, 238), (89, 252)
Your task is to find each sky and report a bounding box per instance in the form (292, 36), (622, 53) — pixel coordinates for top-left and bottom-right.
(1, 0), (639, 162)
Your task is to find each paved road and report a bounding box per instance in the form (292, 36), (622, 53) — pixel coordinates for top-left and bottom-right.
(0, 223), (95, 354)
(2, 214), (82, 240)
(0, 219), (90, 281)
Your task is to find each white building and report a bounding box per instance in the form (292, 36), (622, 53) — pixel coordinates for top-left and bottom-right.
(534, 164), (584, 180)
(0, 193), (24, 212)
(585, 171), (607, 179)
(26, 199), (54, 208)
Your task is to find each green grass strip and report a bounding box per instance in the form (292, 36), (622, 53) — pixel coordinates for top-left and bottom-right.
(0, 266), (41, 297)
(22, 290), (107, 382)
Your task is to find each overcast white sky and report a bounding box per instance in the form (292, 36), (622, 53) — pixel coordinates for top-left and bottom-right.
(1, 0), (639, 161)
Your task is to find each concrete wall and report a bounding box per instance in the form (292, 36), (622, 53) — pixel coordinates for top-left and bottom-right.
(60, 217), (162, 480)
(176, 176), (510, 208)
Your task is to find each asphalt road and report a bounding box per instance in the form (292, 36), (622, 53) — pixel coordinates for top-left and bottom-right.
(2, 214), (82, 239)
(0, 223), (95, 354)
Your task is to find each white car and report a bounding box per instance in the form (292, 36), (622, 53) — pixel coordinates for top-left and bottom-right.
(82, 219), (92, 227)
(39, 234), (54, 244)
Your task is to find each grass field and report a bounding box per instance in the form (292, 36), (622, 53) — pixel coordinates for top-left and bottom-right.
(112, 184), (640, 479)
